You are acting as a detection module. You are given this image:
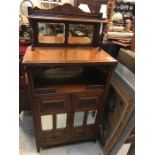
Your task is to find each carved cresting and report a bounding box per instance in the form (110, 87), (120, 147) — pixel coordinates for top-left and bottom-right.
(28, 4), (102, 18)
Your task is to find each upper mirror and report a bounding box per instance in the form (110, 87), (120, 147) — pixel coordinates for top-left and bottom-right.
(68, 24), (93, 44)
(38, 22), (65, 44)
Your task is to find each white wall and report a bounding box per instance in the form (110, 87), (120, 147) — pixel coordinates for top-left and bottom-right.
(62, 0), (74, 5)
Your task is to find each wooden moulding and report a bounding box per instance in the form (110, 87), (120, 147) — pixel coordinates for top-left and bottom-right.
(28, 4), (105, 20)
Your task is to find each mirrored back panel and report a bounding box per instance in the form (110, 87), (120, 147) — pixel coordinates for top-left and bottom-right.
(68, 24), (93, 45)
(38, 22), (65, 44)
(28, 4), (105, 48)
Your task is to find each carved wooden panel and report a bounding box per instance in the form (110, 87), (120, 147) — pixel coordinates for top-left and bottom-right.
(71, 126), (96, 140)
(42, 130), (66, 143)
(39, 97), (67, 114)
(73, 91), (103, 109)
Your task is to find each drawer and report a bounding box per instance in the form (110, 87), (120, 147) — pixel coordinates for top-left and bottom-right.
(38, 95), (68, 113)
(73, 91), (103, 109)
(42, 131), (66, 143)
(72, 127), (96, 140)
(40, 99), (67, 113)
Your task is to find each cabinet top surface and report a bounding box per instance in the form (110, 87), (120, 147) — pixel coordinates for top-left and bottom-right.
(22, 46), (117, 66)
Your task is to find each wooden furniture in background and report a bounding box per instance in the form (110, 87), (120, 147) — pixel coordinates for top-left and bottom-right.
(23, 5), (117, 152)
(101, 48), (135, 155)
(107, 0), (116, 19)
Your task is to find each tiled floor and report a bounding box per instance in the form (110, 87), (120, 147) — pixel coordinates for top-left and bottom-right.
(19, 112), (130, 155)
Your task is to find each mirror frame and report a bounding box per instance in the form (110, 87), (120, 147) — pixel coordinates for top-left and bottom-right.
(28, 4), (107, 49)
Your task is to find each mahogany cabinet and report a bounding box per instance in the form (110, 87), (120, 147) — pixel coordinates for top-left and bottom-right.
(23, 47), (117, 152)
(22, 4), (117, 152)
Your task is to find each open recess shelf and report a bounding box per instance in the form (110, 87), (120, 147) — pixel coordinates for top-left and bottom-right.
(33, 66), (107, 94)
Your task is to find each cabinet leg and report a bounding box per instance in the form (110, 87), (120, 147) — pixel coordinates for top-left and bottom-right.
(37, 146), (40, 153)
(93, 139), (97, 143)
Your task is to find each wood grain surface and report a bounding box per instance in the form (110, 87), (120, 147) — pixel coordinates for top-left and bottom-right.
(23, 46), (117, 65)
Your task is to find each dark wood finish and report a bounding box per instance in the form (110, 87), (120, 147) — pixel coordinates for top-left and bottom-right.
(23, 6), (117, 152)
(19, 54), (30, 112)
(42, 131), (66, 143)
(73, 91), (103, 109)
(25, 56), (116, 152)
(28, 4), (103, 19)
(19, 89), (30, 112)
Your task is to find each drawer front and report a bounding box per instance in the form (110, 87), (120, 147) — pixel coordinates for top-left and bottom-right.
(74, 97), (98, 109)
(40, 99), (67, 113)
(42, 131), (66, 143)
(73, 91), (103, 109)
(72, 127), (96, 140)
(38, 95), (68, 113)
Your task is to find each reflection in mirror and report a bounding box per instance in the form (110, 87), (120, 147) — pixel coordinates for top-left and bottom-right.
(38, 23), (65, 44)
(87, 110), (97, 125)
(74, 111), (84, 127)
(68, 24), (93, 44)
(56, 113), (67, 129)
(41, 115), (53, 131)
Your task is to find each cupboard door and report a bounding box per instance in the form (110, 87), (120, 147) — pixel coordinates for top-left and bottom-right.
(35, 94), (69, 145)
(71, 109), (99, 141)
(71, 91), (103, 141)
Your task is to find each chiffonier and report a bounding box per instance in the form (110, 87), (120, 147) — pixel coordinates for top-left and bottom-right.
(22, 4), (117, 152)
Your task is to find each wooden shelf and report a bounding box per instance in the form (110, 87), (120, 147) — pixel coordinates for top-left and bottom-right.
(33, 66), (106, 93)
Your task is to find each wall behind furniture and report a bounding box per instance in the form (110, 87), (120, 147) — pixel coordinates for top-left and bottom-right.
(62, 0), (74, 5)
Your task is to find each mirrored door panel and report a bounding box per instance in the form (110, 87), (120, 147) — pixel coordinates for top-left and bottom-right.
(74, 111), (84, 127)
(41, 114), (53, 131)
(86, 110), (97, 125)
(38, 22), (65, 44)
(56, 113), (67, 129)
